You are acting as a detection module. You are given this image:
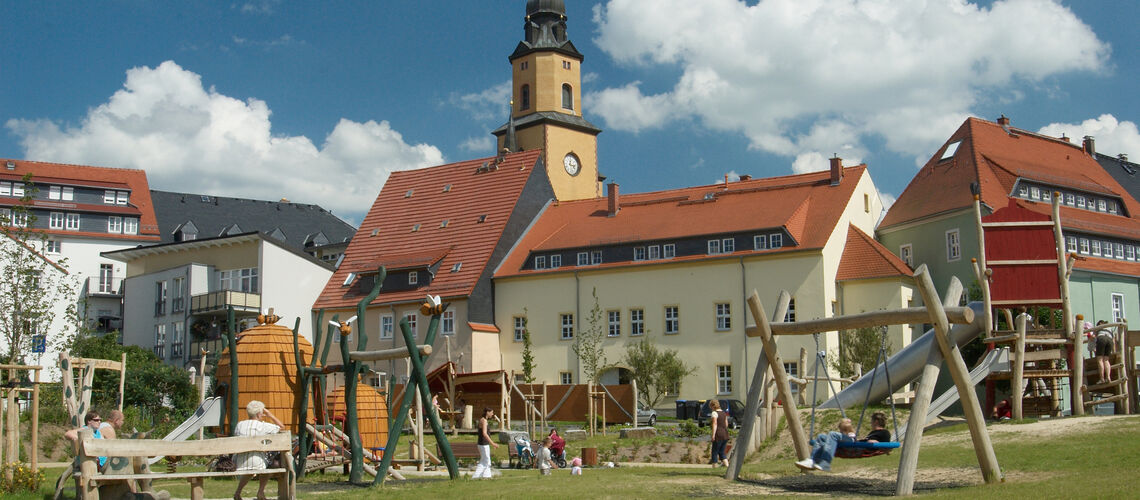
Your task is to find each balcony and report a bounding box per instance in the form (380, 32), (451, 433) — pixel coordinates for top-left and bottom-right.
(84, 276), (124, 297)
(189, 290), (261, 315)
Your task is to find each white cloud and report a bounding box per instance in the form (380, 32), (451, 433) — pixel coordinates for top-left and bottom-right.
(589, 0), (1107, 169)
(1038, 114), (1140, 158)
(5, 60), (442, 219)
(459, 135), (495, 153)
(451, 81), (512, 121)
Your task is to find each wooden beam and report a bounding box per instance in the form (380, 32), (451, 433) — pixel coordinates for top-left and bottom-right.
(348, 345), (432, 362)
(746, 290), (810, 460)
(1012, 314), (1027, 419)
(727, 290), (788, 481)
(83, 433), (292, 457)
(763, 307), (974, 337)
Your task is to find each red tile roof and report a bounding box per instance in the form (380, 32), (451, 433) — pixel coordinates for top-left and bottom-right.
(880, 118), (1140, 243)
(495, 165), (867, 278)
(0, 158), (160, 240)
(836, 225), (912, 281)
(314, 150), (545, 310)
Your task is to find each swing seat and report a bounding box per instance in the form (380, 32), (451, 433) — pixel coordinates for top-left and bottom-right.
(835, 440), (900, 459)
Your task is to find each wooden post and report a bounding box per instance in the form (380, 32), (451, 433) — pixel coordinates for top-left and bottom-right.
(973, 194), (993, 334)
(415, 384), (425, 471)
(631, 378), (638, 427)
(1051, 195), (1081, 416)
(542, 382), (548, 431)
(745, 290), (810, 461)
(78, 428), (99, 500)
(31, 367), (40, 473)
(587, 381), (594, 436)
(728, 290), (790, 480)
(915, 266), (1001, 484)
(798, 348), (808, 406)
(1012, 313), (1027, 419)
(5, 373), (16, 466)
(118, 352), (126, 413)
(500, 370), (507, 431)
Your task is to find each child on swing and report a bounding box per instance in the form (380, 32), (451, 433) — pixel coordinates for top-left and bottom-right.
(795, 418), (856, 472)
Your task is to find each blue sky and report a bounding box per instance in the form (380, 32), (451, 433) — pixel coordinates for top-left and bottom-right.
(3, 1), (1138, 225)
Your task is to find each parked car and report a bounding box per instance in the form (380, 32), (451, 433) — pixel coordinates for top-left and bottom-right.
(697, 399), (745, 428)
(636, 407), (657, 426)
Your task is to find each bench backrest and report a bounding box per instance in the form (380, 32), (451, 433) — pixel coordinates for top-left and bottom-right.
(80, 431), (292, 459)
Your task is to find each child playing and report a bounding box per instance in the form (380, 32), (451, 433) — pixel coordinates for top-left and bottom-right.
(570, 456), (583, 475)
(537, 437), (557, 475)
(795, 418), (856, 472)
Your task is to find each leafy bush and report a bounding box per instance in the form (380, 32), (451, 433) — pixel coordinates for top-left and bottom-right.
(0, 461), (45, 493)
(675, 420), (703, 438)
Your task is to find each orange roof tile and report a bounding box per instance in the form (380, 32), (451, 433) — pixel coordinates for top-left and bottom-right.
(836, 225), (912, 281)
(0, 158), (160, 239)
(314, 150), (545, 309)
(495, 166), (867, 278)
(880, 117), (1140, 242)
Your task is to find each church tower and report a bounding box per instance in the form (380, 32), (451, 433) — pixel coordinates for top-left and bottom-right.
(494, 0), (602, 201)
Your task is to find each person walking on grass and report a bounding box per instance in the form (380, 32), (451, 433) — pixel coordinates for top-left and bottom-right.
(473, 407), (499, 479)
(708, 399), (730, 468)
(537, 437), (558, 475)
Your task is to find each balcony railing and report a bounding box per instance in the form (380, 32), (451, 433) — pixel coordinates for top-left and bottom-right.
(170, 343), (183, 359)
(190, 290), (261, 314)
(153, 344), (165, 358)
(84, 276), (124, 296)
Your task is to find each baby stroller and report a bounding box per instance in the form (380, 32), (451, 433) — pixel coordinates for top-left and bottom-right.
(550, 438), (567, 468)
(513, 434), (535, 469)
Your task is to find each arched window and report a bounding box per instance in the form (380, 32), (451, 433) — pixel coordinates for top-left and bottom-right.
(562, 83), (573, 110)
(520, 85), (530, 111)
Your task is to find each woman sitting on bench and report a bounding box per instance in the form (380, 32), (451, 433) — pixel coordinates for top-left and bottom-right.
(233, 400), (284, 500)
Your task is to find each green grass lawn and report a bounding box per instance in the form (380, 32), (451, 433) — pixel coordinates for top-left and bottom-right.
(26, 415), (1140, 499)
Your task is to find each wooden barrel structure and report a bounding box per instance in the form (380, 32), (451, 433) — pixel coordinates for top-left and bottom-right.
(329, 380), (389, 453)
(216, 318), (316, 434)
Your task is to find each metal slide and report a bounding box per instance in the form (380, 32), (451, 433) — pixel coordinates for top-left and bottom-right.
(146, 396), (225, 465)
(821, 302), (986, 411)
(894, 347), (1008, 441)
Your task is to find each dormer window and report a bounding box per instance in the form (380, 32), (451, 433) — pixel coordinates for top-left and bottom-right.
(409, 271), (418, 285)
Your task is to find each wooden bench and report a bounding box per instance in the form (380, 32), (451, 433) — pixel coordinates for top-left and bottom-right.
(446, 441), (480, 462)
(77, 429), (294, 500)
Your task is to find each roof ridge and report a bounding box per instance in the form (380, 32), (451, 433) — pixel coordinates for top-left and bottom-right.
(2, 158), (146, 175)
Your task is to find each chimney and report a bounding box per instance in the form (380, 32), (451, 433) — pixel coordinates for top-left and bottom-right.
(739, 174), (752, 181)
(997, 115), (1010, 127)
(829, 156), (842, 186)
(1060, 133), (1070, 143)
(1083, 136), (1096, 156)
(607, 183), (620, 216)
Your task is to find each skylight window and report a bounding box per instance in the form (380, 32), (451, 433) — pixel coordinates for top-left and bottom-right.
(477, 215), (487, 223)
(411, 224), (421, 232)
(451, 262), (462, 273)
(405, 189), (414, 198)
(443, 184), (452, 193)
(940, 141), (961, 161)
(440, 220), (449, 228)
(342, 272), (357, 287)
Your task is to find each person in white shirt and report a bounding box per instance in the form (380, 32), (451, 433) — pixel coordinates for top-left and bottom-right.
(233, 400), (283, 500)
(537, 437), (558, 475)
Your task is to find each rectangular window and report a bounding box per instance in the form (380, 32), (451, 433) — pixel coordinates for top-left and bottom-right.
(754, 235), (768, 250)
(1080, 238), (1090, 254)
(124, 218), (138, 235)
(707, 239), (721, 254)
(66, 213), (81, 230)
(218, 268), (259, 293)
(577, 252), (589, 266)
(404, 314), (418, 339)
(648, 245), (660, 260)
(45, 240), (61, 254)
(550, 255), (561, 267)
(1042, 190), (1051, 202)
(1098, 199), (1107, 212)
(155, 324), (166, 345)
(1065, 193), (1075, 206)
(98, 264), (114, 294)
(560, 372), (573, 384)
(591, 250), (602, 265)
(104, 190), (116, 204)
(784, 298), (796, 322)
(513, 316), (526, 342)
(899, 244), (913, 266)
(665, 306), (679, 334)
(535, 255), (546, 269)
(442, 310), (455, 336)
(11, 211), (27, 227)
(1109, 201), (1119, 214)
(722, 238), (735, 253)
(154, 281), (167, 316)
(1112, 293), (1125, 323)
(561, 313), (574, 340)
(1018, 185), (1028, 197)
(409, 271), (418, 285)
(716, 364), (732, 395)
(172, 277), (185, 312)
(0, 208), (9, 225)
(1066, 236), (1077, 253)
(663, 244), (675, 258)
(608, 310), (621, 337)
(1092, 240), (1101, 256)
(49, 212), (64, 229)
(0, 182), (9, 196)
(633, 247), (646, 261)
(784, 362), (800, 397)
(1077, 196), (1086, 209)
(1128, 245), (1136, 261)
(49, 186), (61, 200)
(715, 303), (731, 331)
(771, 234), (783, 248)
(946, 229), (961, 261)
(62, 187), (74, 201)
(1030, 186), (1040, 200)
(380, 315), (394, 339)
(116, 191), (129, 205)
(108, 216), (122, 233)
(1116, 243), (1125, 259)
(630, 308), (644, 336)
(171, 322), (184, 356)
(11, 183), (23, 197)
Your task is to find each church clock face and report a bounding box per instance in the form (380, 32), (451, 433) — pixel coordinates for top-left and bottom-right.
(563, 153), (581, 176)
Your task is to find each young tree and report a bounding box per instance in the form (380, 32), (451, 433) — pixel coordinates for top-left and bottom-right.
(73, 333), (197, 420)
(622, 334), (696, 408)
(831, 326), (890, 379)
(0, 175), (78, 365)
(571, 287), (607, 384)
(520, 308), (536, 383)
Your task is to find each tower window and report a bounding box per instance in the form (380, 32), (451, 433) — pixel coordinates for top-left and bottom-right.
(520, 85), (530, 111)
(562, 84), (573, 110)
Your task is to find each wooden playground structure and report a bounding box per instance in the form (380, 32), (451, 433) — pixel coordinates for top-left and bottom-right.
(727, 265), (1001, 496)
(1, 363), (42, 477)
(972, 194), (1134, 417)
